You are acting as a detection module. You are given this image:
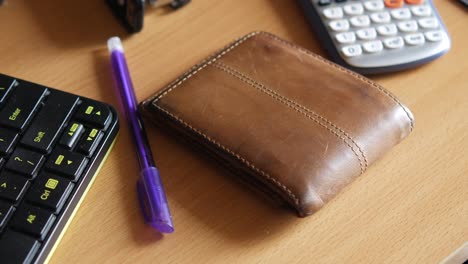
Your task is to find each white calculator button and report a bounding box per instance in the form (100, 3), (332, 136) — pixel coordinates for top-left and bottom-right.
(418, 18), (439, 29)
(405, 33), (425, 46)
(364, 0), (384, 11)
(356, 28), (377, 40)
(383, 37), (405, 49)
(323, 7), (344, 19)
(329, 20), (350, 31)
(370, 12), (391, 23)
(335, 32), (357, 44)
(377, 24), (398, 36)
(411, 5), (432, 17)
(398, 20), (418, 32)
(344, 3), (364, 15)
(342, 45), (363, 57)
(425, 30), (444, 42)
(350, 15), (371, 27)
(362, 40), (383, 53)
(391, 9), (412, 20)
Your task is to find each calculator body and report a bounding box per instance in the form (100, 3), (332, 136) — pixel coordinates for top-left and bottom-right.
(298, 0), (451, 74)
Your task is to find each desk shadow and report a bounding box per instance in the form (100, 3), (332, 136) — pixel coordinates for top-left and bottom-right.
(25, 0), (128, 48)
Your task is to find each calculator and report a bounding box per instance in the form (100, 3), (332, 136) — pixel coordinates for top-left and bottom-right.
(297, 0), (451, 74)
(0, 74), (119, 263)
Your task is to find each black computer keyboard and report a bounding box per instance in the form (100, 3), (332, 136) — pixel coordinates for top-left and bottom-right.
(0, 74), (119, 264)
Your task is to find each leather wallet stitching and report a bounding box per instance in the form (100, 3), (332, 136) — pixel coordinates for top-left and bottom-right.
(260, 32), (415, 131)
(152, 104), (301, 206)
(211, 61), (368, 173)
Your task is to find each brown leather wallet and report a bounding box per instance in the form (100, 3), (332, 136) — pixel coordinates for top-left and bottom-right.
(140, 32), (414, 217)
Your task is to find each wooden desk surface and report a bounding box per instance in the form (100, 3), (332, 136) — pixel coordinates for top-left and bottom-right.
(0, 1), (467, 263)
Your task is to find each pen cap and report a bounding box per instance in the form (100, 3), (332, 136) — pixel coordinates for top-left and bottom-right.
(137, 167), (174, 233)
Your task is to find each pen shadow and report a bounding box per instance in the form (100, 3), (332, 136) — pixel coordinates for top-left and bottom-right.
(92, 48), (303, 244)
(24, 0), (129, 49)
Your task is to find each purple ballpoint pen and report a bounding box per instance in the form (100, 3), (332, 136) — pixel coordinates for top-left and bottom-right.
(107, 37), (174, 233)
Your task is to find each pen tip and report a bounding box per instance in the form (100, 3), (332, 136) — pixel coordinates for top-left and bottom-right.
(107, 36), (124, 53)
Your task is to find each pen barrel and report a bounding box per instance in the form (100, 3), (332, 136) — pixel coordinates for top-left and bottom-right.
(139, 167), (174, 233)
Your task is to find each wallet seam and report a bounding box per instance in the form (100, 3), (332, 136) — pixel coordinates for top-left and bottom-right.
(211, 61), (367, 173)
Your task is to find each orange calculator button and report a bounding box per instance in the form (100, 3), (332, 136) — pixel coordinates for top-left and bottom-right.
(405, 0), (424, 4)
(384, 0), (404, 8)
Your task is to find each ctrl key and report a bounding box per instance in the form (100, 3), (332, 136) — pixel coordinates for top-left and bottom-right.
(0, 230), (41, 264)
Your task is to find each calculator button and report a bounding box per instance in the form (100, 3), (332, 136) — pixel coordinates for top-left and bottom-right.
(341, 45), (362, 57)
(350, 15), (370, 27)
(343, 3), (364, 15)
(45, 149), (88, 181)
(377, 24), (398, 36)
(0, 171), (30, 202)
(356, 28), (377, 40)
(405, 0), (424, 4)
(370, 12), (391, 23)
(391, 8), (412, 20)
(405, 33), (425, 45)
(11, 205), (56, 240)
(398, 20), (418, 32)
(364, 0), (384, 11)
(318, 0), (332, 6)
(418, 18), (439, 29)
(384, 36), (405, 49)
(323, 7), (344, 19)
(329, 20), (350, 31)
(411, 5), (432, 16)
(362, 40), (384, 53)
(335, 32), (356, 43)
(384, 0), (403, 8)
(425, 30), (444, 42)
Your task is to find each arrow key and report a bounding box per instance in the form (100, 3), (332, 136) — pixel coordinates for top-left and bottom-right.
(77, 128), (103, 157)
(59, 122), (84, 150)
(45, 149), (88, 181)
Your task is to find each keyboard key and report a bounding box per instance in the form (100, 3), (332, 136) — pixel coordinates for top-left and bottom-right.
(77, 128), (103, 157)
(364, 0), (384, 11)
(0, 75), (16, 105)
(322, 7), (343, 19)
(0, 171), (30, 202)
(75, 100), (112, 130)
(384, 36), (405, 49)
(318, 0), (332, 6)
(0, 230), (40, 263)
(329, 19), (349, 31)
(20, 91), (79, 153)
(370, 12), (391, 23)
(335, 32), (356, 44)
(350, 15), (371, 27)
(398, 20), (418, 32)
(405, 33), (425, 45)
(11, 205), (56, 240)
(0, 129), (19, 156)
(59, 122), (85, 150)
(425, 30), (444, 42)
(0, 201), (15, 231)
(356, 28), (377, 40)
(0, 83), (47, 131)
(335, 0), (347, 2)
(384, 0), (403, 8)
(418, 18), (439, 29)
(26, 174), (73, 213)
(341, 45), (362, 57)
(6, 148), (45, 178)
(411, 5), (431, 16)
(362, 40), (384, 53)
(391, 8), (412, 20)
(377, 24), (398, 36)
(343, 3), (364, 15)
(45, 149), (88, 181)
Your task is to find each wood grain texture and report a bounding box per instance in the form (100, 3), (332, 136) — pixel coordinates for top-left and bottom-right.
(0, 0), (466, 263)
